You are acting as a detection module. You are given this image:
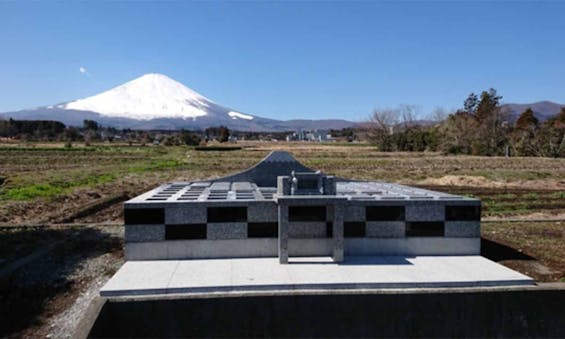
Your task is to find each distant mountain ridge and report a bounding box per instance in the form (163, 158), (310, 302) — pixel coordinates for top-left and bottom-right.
(0, 73), (357, 131)
(502, 101), (564, 121)
(2, 74), (562, 130)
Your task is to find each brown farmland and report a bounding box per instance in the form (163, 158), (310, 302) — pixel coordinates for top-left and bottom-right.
(0, 141), (564, 337)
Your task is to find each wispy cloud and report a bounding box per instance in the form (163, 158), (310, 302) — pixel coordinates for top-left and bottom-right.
(79, 66), (90, 76)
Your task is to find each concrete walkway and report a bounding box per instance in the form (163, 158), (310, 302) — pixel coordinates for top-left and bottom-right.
(100, 256), (534, 297)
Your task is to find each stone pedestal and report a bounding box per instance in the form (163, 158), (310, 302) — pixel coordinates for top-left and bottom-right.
(332, 203), (344, 262)
(278, 204), (289, 264)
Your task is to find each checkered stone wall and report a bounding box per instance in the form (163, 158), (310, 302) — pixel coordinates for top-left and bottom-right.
(123, 200), (481, 260)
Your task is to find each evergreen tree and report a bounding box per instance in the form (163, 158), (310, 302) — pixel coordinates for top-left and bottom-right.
(463, 93), (478, 114)
(472, 88), (508, 155)
(515, 108), (538, 131)
(511, 108), (540, 156)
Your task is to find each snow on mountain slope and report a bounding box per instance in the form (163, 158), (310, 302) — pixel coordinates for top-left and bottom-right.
(228, 111), (254, 120)
(64, 73), (212, 120)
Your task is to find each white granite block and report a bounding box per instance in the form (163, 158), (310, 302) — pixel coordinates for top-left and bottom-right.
(445, 221), (481, 237)
(207, 222), (247, 240)
(248, 202), (278, 222)
(165, 205), (206, 224)
(406, 204), (444, 221)
(366, 221), (405, 238)
(288, 222), (327, 238)
(344, 205), (365, 221)
(125, 225), (165, 242)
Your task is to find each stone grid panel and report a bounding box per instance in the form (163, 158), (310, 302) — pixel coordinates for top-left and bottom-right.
(165, 205), (206, 224)
(125, 225), (165, 242)
(288, 222), (327, 238)
(207, 222), (247, 240)
(366, 221), (405, 238)
(406, 204), (445, 222)
(445, 221), (481, 237)
(248, 202), (278, 222)
(344, 205), (365, 222)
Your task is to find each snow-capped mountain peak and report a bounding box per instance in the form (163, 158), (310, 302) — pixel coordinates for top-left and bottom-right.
(64, 73), (213, 120)
(0, 73), (358, 131)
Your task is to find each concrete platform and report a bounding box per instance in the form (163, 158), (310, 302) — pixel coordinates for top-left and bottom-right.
(100, 256), (534, 297)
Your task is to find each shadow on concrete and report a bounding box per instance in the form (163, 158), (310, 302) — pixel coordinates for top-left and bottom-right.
(0, 226), (122, 337)
(481, 237), (534, 262)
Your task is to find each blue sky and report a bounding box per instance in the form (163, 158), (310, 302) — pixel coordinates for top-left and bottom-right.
(1, 1), (564, 121)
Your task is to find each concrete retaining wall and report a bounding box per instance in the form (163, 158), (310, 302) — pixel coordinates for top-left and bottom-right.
(87, 287), (565, 337)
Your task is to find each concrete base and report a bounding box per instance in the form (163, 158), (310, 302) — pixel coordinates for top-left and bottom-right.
(125, 237), (480, 260)
(101, 255), (533, 297)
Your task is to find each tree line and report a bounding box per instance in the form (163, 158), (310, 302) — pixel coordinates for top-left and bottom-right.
(0, 119), (67, 140)
(365, 89), (565, 157)
(0, 118), (232, 146)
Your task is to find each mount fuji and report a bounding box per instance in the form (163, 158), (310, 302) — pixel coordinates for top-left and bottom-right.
(0, 73), (356, 131)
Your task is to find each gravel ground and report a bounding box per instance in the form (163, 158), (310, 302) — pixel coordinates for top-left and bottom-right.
(1, 225), (124, 338)
(45, 251), (123, 338)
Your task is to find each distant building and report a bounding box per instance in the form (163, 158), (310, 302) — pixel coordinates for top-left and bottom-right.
(286, 130), (335, 142)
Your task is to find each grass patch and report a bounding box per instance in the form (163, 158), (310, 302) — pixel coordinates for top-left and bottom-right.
(0, 183), (65, 201)
(523, 192), (540, 200)
(128, 159), (188, 173)
(551, 191), (565, 199)
(0, 173), (118, 201)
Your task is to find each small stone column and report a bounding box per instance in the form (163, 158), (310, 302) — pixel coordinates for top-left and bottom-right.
(277, 176), (291, 196)
(278, 204), (289, 264)
(323, 176), (336, 195)
(332, 203), (344, 262)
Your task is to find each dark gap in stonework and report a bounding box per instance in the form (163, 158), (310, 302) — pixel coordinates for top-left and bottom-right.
(405, 222), (444, 237)
(366, 206), (405, 221)
(124, 208), (165, 225)
(165, 224), (207, 240)
(289, 206), (326, 222)
(297, 179), (319, 190)
(344, 222), (366, 237)
(326, 222), (333, 237)
(207, 207), (247, 222)
(446, 205), (481, 221)
(248, 223), (278, 238)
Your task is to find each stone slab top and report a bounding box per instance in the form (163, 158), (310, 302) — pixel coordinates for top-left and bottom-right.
(100, 255), (534, 298)
(126, 180), (478, 204)
(125, 151), (479, 205)
(126, 180), (478, 205)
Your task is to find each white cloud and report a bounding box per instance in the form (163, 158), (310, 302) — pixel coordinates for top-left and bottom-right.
(79, 66), (90, 76)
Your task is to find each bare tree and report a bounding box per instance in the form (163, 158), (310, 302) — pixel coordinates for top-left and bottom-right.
(398, 104), (417, 128)
(365, 104), (423, 150)
(428, 106), (448, 123)
(366, 108), (400, 151)
(370, 108), (397, 129)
